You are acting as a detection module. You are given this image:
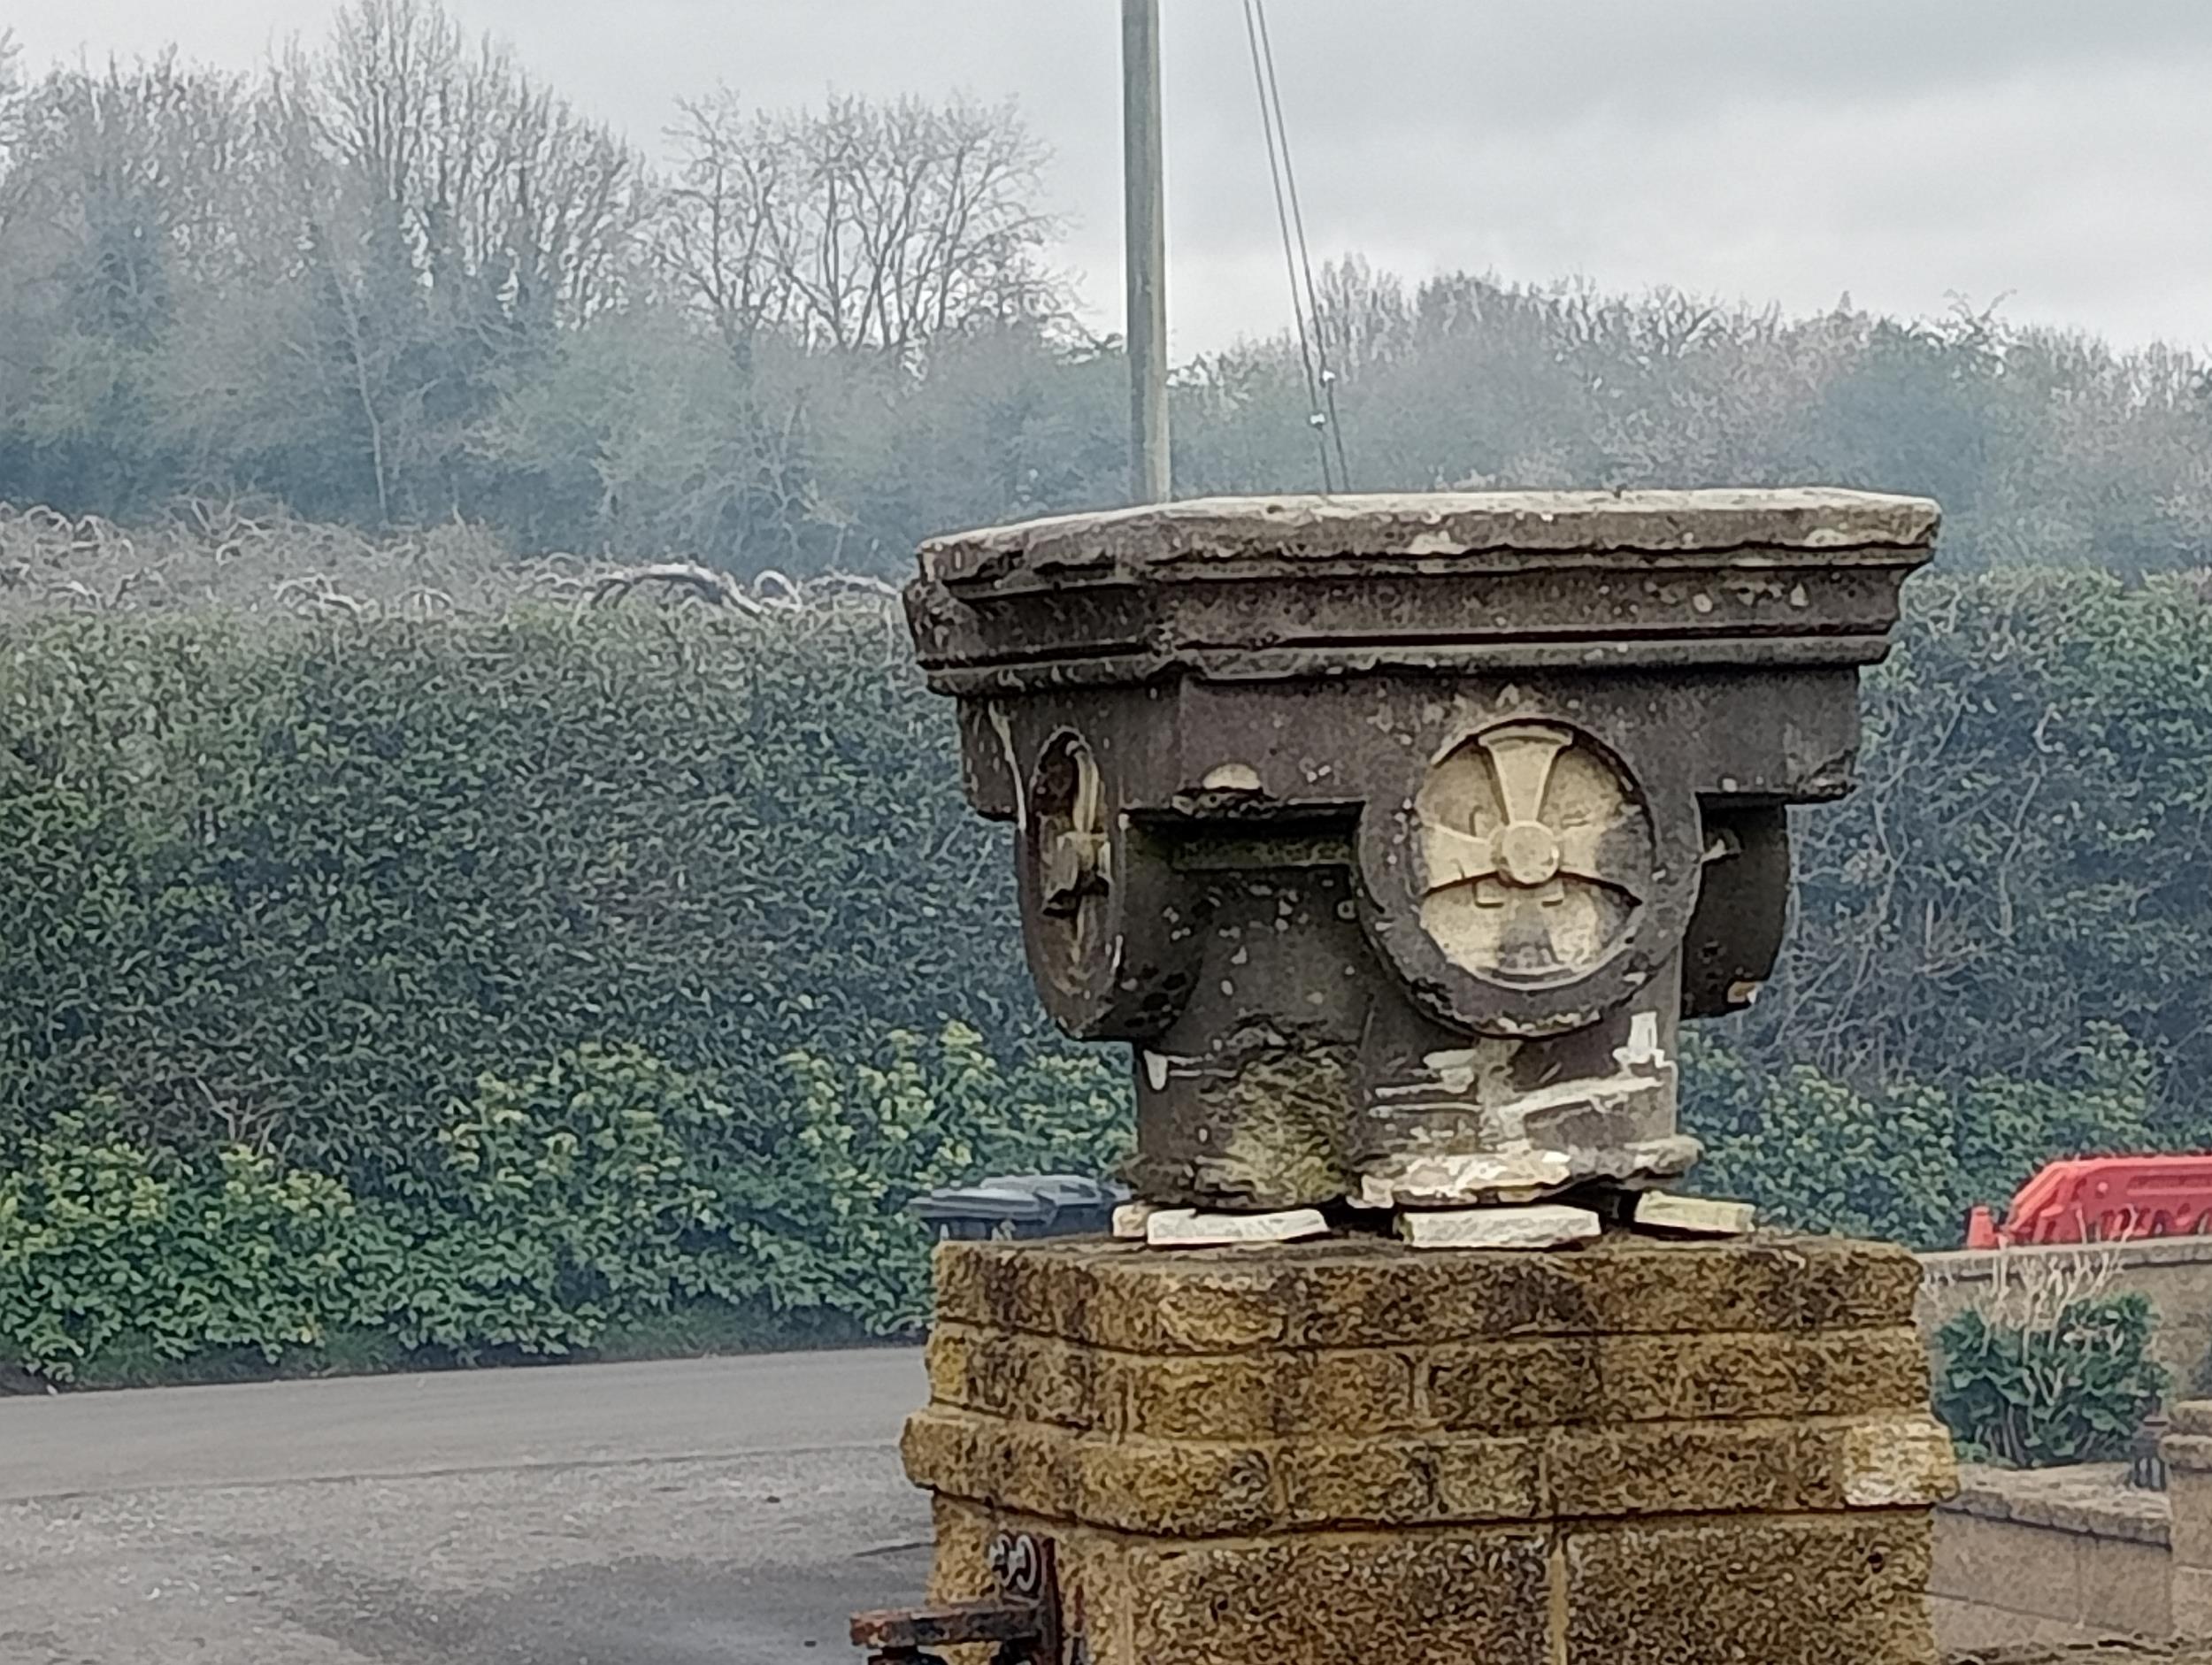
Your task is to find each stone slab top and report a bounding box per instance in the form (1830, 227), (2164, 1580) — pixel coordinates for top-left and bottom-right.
(931, 1231), (1923, 1355)
(1941, 1461), (2170, 1545)
(918, 487), (1941, 587)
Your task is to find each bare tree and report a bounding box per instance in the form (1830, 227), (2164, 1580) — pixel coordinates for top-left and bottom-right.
(658, 90), (1071, 359)
(250, 0), (650, 522)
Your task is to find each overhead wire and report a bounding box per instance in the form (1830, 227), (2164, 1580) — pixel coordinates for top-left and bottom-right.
(1241, 0), (1334, 494)
(1251, 0), (1353, 493)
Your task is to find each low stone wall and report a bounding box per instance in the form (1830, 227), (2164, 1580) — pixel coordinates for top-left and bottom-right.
(1930, 1407), (2212, 1654)
(1932, 1464), (2171, 1649)
(1919, 1240), (2212, 1385)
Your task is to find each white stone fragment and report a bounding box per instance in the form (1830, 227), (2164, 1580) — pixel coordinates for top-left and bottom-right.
(1111, 1201), (1161, 1240)
(1396, 1204), (1602, 1252)
(1144, 1207), (1331, 1248)
(1635, 1193), (1757, 1238)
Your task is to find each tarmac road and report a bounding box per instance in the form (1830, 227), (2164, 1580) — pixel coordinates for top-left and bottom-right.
(0, 1351), (932, 1665)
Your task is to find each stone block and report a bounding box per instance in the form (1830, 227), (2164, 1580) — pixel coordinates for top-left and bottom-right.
(1563, 1513), (1939, 1665)
(1593, 1327), (1931, 1422)
(1551, 1234), (1924, 1335)
(1548, 1418), (1845, 1517)
(928, 1233), (1923, 1354)
(1842, 1415), (1960, 1508)
(1113, 1346), (1418, 1441)
(2076, 1532), (2171, 1637)
(1274, 1435), (1543, 1528)
(1635, 1191), (1758, 1236)
(925, 1324), (1104, 1431)
(1424, 1336), (1601, 1431)
(2172, 1563), (2212, 1637)
(1397, 1203), (1601, 1249)
(1119, 1531), (1552, 1665)
(1145, 1206), (1330, 1247)
(2168, 1462), (2212, 1569)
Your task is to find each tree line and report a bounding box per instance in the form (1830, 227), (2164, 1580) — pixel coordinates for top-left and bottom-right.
(4, 1), (2211, 577)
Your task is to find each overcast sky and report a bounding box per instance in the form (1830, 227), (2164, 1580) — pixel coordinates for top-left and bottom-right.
(13, 0), (2212, 357)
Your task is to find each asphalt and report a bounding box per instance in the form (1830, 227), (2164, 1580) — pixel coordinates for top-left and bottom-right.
(0, 1350), (933, 1665)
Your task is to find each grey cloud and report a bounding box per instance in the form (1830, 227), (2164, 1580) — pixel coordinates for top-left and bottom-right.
(11, 0), (2211, 352)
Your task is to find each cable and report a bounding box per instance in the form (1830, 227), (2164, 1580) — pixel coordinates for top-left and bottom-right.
(1242, 0), (1334, 494)
(1252, 0), (1353, 492)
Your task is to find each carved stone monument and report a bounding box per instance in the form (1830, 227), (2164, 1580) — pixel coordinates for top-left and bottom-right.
(885, 490), (1955, 1663)
(908, 489), (1933, 1220)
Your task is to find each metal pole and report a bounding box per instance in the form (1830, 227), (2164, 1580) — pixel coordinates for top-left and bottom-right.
(1124, 0), (1171, 503)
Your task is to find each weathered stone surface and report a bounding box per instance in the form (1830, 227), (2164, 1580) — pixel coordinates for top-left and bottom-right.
(1564, 1512), (1939, 1664)
(1397, 1202), (1602, 1249)
(1110, 1346), (1419, 1442)
(1110, 1201), (1157, 1239)
(1590, 1326), (1932, 1422)
(910, 491), (1932, 1212)
(1637, 1190), (1759, 1236)
(1143, 1206), (1330, 1247)
(918, 488), (1941, 587)
(1122, 1531), (1553, 1665)
(1846, 1414), (1962, 1507)
(914, 1234), (1947, 1660)
(1274, 1435), (1543, 1527)
(932, 1233), (1924, 1352)
(902, 483), (1943, 1657)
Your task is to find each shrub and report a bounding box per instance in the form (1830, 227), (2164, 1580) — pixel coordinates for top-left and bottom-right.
(0, 606), (1040, 1180)
(0, 1024), (1130, 1382)
(1935, 1287), (2167, 1468)
(0, 1109), (370, 1381)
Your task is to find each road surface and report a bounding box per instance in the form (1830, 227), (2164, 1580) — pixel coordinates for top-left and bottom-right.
(0, 1350), (931, 1665)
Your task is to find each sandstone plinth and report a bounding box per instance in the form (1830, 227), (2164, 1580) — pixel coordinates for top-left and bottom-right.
(906, 1232), (1954, 1664)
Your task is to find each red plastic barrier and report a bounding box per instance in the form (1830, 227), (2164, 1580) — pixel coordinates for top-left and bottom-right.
(1971, 1156), (2212, 1247)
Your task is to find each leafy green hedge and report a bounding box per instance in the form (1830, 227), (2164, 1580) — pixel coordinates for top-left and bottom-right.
(3, 571), (2210, 1379)
(0, 606), (1038, 1179)
(0, 1026), (1125, 1381)
(1686, 1025), (2162, 1249)
(1741, 570), (2212, 1116)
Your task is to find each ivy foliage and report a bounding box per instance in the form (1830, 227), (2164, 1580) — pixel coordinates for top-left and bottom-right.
(1740, 570), (2212, 1118)
(0, 605), (1039, 1179)
(1934, 1294), (2168, 1469)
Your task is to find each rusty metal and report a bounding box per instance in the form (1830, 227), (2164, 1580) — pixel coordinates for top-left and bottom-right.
(850, 1531), (1063, 1665)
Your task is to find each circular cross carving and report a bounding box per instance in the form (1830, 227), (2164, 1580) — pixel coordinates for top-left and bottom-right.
(1415, 720), (1655, 986)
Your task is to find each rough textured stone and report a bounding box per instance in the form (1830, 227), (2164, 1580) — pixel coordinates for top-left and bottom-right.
(1112, 1347), (1419, 1442)
(931, 1233), (1924, 1353)
(1594, 1326), (1932, 1421)
(1144, 1206), (1330, 1247)
(1565, 1512), (1939, 1664)
(1846, 1414), (1962, 1507)
(910, 491), (1932, 1213)
(911, 1233), (1949, 1662)
(1636, 1190), (1759, 1235)
(1121, 1531), (1553, 1665)
(1398, 1202), (1602, 1249)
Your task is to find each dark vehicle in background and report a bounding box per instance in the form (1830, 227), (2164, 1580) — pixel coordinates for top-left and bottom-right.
(908, 1175), (1128, 1241)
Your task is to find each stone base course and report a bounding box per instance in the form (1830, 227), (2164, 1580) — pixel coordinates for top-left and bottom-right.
(908, 1233), (1955, 1664)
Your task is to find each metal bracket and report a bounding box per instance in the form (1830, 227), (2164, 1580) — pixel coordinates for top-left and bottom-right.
(850, 1532), (1063, 1665)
